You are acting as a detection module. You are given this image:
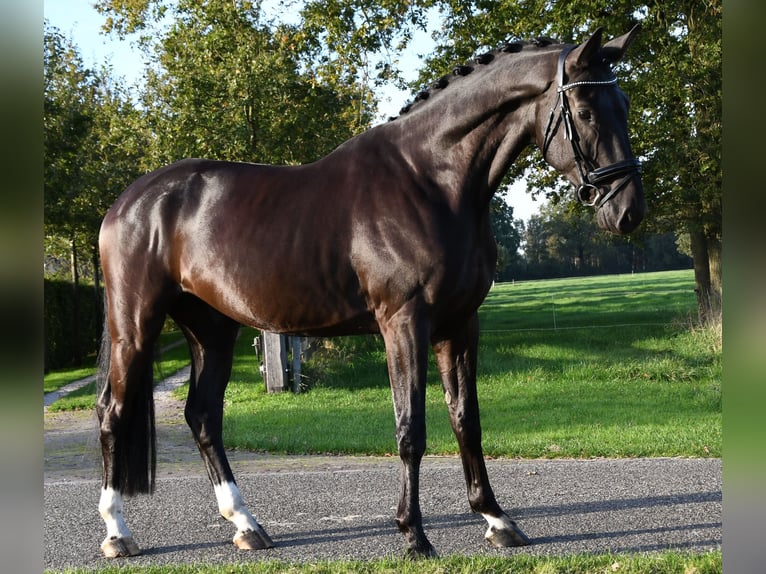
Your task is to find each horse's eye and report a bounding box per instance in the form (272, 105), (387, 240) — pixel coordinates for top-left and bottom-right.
(577, 109), (592, 121)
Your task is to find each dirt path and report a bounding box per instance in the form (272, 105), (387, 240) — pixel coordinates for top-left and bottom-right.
(44, 366), (198, 482)
(44, 365), (391, 482)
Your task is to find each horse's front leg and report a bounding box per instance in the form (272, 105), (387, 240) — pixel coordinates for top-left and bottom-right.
(379, 300), (438, 558)
(176, 305), (273, 551)
(432, 312), (530, 548)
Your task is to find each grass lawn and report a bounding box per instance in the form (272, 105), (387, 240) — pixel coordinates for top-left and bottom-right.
(49, 550), (722, 573)
(45, 270), (721, 459)
(216, 270), (720, 459)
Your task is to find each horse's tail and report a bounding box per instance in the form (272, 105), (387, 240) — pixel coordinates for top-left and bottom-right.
(95, 294), (157, 496)
(95, 295), (111, 399)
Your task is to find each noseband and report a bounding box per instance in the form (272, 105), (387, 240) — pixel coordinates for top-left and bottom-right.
(542, 45), (641, 209)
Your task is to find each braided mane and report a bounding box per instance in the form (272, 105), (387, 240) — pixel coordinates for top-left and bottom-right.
(389, 37), (558, 121)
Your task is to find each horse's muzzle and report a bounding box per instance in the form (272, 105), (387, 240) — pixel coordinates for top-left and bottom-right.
(596, 179), (646, 235)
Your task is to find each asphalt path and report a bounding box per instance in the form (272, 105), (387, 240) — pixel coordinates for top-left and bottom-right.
(45, 454), (721, 570)
(44, 366), (721, 570)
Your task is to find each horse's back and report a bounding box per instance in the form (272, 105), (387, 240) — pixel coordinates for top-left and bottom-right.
(99, 158), (374, 334)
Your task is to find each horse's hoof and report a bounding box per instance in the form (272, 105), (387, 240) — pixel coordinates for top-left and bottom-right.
(404, 543), (439, 559)
(485, 520), (531, 547)
(101, 536), (141, 557)
(233, 527), (274, 550)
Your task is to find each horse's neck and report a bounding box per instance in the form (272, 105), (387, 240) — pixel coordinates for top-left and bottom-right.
(385, 49), (555, 210)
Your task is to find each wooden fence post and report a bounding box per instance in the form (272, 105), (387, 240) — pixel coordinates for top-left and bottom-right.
(262, 332), (288, 393)
(291, 336), (302, 393)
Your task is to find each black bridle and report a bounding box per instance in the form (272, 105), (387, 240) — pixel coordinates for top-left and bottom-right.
(542, 45), (642, 209)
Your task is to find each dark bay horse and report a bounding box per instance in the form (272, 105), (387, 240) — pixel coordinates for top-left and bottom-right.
(96, 26), (644, 558)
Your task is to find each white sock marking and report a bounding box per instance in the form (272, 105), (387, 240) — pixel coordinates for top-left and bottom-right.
(99, 487), (133, 540)
(213, 482), (260, 533)
(482, 513), (513, 537)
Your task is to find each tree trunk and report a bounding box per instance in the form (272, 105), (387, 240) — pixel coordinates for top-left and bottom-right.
(92, 242), (102, 341)
(70, 234), (81, 365)
(689, 227), (716, 325)
(706, 234), (722, 320)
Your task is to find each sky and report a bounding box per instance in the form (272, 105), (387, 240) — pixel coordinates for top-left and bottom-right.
(43, 0), (545, 222)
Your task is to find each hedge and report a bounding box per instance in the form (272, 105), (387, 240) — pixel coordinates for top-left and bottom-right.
(43, 279), (102, 371)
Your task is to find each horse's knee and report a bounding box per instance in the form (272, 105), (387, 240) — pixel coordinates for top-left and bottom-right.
(396, 424), (426, 460)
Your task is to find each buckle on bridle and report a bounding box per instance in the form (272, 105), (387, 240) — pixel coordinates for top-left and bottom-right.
(575, 184), (601, 207)
(575, 159), (642, 208)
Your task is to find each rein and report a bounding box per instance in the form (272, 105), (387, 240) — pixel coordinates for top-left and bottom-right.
(542, 45), (641, 209)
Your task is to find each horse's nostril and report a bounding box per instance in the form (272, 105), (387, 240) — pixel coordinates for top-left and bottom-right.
(618, 209), (643, 233)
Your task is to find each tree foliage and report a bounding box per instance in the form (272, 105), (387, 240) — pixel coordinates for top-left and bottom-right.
(490, 196), (524, 281)
(44, 27), (98, 243)
(45, 0), (718, 369)
(520, 201), (690, 280)
(45, 24), (150, 263)
(135, 0), (371, 165)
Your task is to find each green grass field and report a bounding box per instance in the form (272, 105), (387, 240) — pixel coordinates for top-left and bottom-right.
(216, 270), (720, 458)
(50, 550), (722, 573)
(45, 270), (721, 459)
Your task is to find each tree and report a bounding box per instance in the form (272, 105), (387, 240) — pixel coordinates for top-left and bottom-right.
(414, 1), (721, 322)
(45, 23), (153, 365)
(519, 200), (690, 280)
(44, 25), (102, 363)
(489, 196), (524, 281)
(628, 1), (721, 324)
(45, 24), (149, 271)
(97, 0), (375, 166)
(44, 25), (95, 261)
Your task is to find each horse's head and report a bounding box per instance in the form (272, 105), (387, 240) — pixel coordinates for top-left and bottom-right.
(538, 25), (645, 234)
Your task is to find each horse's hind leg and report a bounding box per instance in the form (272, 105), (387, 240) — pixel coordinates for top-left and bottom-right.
(96, 289), (166, 557)
(432, 313), (530, 548)
(171, 295), (273, 550)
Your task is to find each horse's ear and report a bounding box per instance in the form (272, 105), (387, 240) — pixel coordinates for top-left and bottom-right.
(572, 27), (604, 68)
(601, 24), (641, 64)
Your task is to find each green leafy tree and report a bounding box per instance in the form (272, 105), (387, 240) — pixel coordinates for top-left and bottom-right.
(45, 24), (150, 274)
(521, 201), (690, 279)
(44, 26), (95, 256)
(490, 197), (524, 281)
(297, 0), (432, 89)
(44, 25), (101, 364)
(414, 1), (721, 322)
(97, 0), (374, 165)
(45, 23), (152, 364)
